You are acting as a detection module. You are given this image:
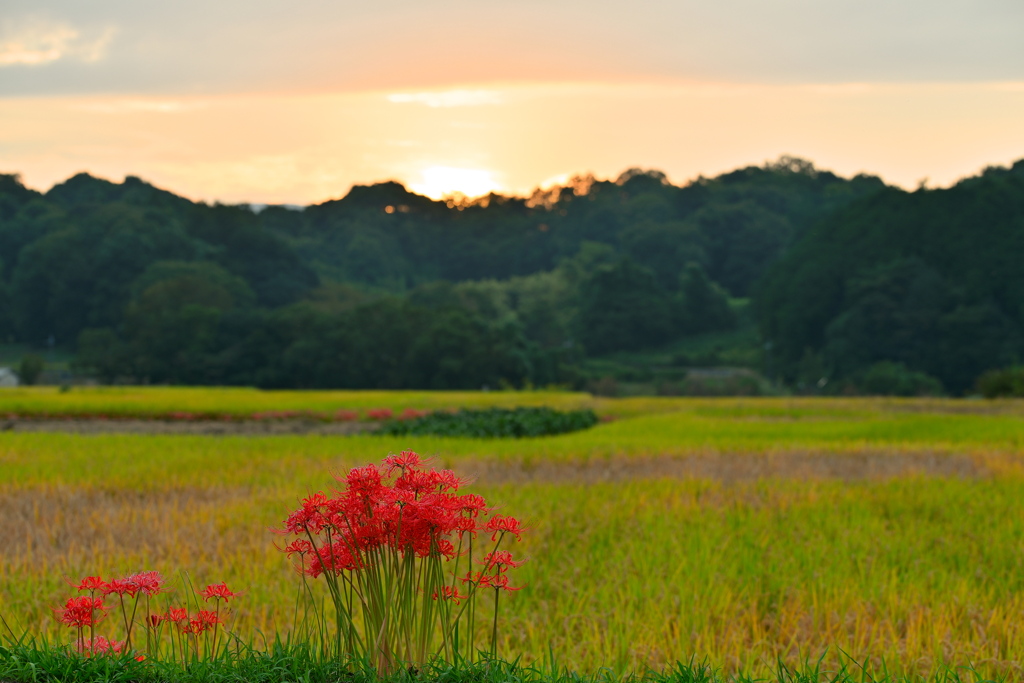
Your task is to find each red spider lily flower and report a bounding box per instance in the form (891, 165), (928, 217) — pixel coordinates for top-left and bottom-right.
(460, 571), (494, 588)
(279, 491), (330, 535)
(164, 607), (189, 624)
(200, 582), (242, 602)
(432, 585), (467, 605)
(485, 515), (524, 541)
(432, 468), (465, 491)
(488, 574), (524, 592)
(384, 450), (424, 473)
(456, 494), (490, 518)
(180, 610), (221, 635)
(148, 614), (165, 628)
(56, 596), (108, 628)
(280, 539), (313, 557)
(103, 578), (138, 597)
(126, 571), (165, 596)
(306, 541), (361, 578)
(79, 636), (125, 656)
(196, 609), (221, 627)
(72, 576), (110, 593)
(343, 464), (383, 496)
(482, 551), (526, 572)
(365, 408), (393, 420)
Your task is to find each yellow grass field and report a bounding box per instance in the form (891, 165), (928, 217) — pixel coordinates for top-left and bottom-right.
(2, 389), (1023, 678)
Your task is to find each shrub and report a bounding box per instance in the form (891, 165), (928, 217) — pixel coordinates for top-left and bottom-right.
(16, 353), (44, 385)
(858, 361), (944, 397)
(976, 366), (1024, 398)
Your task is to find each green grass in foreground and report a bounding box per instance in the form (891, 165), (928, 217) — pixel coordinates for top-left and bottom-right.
(0, 643), (1010, 683)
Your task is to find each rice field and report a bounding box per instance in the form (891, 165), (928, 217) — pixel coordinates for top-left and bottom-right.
(2, 390), (1024, 679)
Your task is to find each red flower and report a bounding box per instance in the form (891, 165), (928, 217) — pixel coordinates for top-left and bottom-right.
(179, 609), (221, 635)
(126, 571), (165, 596)
(343, 464), (383, 497)
(200, 582), (241, 602)
(164, 607), (189, 624)
(485, 515), (524, 541)
(72, 576), (109, 593)
(432, 468), (464, 491)
(56, 596), (108, 628)
(103, 578), (138, 597)
(384, 450), (424, 473)
(432, 585), (467, 604)
(281, 539), (313, 557)
(456, 494), (490, 518)
(482, 550), (526, 572)
(489, 574), (524, 592)
(79, 636), (125, 656)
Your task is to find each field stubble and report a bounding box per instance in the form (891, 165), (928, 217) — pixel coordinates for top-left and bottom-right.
(1, 395), (1024, 678)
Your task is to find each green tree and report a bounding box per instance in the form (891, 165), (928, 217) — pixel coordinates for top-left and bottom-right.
(576, 258), (676, 355)
(677, 262), (736, 335)
(17, 353), (45, 385)
(123, 262), (255, 383)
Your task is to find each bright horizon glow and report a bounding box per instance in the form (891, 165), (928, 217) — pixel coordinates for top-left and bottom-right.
(409, 166), (503, 200)
(3, 80), (1024, 205)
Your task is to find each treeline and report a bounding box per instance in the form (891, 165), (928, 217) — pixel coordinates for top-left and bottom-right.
(758, 161), (1024, 395)
(2, 156), (1022, 394)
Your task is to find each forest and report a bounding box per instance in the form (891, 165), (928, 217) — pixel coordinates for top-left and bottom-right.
(1, 155), (1022, 395)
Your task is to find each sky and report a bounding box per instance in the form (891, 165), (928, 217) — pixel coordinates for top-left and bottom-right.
(2, 0), (1024, 204)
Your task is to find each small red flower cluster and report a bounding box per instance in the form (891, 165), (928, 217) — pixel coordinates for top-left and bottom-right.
(365, 408), (394, 420)
(56, 572), (167, 659)
(278, 451), (525, 589)
(54, 573), (240, 661)
(78, 636), (137, 658)
(155, 607), (221, 635)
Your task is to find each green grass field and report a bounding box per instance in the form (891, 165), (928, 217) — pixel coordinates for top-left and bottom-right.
(1, 389), (1023, 679)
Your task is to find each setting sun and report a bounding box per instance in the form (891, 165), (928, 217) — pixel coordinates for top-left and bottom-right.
(408, 165), (502, 199)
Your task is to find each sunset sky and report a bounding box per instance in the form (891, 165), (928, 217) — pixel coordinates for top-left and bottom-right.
(3, 0), (1024, 204)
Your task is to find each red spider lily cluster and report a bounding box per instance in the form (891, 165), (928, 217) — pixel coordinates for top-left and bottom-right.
(55, 572), (165, 659)
(54, 572), (240, 663)
(276, 451), (525, 673)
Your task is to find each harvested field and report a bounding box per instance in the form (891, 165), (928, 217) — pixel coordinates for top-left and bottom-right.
(0, 417), (379, 435)
(457, 447), (989, 484)
(2, 393), (1023, 678)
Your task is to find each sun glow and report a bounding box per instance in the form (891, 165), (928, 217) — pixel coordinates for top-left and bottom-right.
(409, 166), (502, 200)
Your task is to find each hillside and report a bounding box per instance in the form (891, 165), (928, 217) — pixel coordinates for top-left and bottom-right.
(4, 157), (1022, 394)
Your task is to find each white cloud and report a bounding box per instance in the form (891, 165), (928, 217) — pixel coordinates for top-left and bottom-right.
(387, 89), (503, 108)
(0, 17), (115, 67)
